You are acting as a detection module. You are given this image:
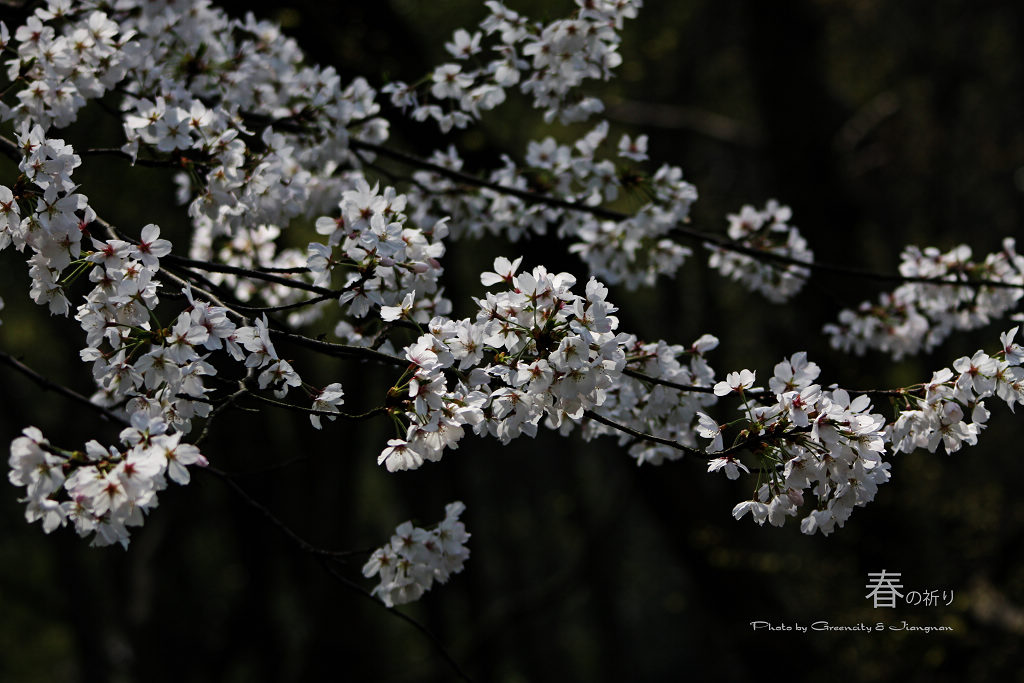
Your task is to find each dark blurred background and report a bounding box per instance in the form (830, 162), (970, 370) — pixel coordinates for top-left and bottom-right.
(2, 0), (1024, 681)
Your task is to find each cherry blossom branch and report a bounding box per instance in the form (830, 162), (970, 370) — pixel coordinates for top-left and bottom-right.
(158, 254), (425, 329)
(4, 123), (1017, 307)
(350, 137), (616, 215)
(81, 205), (412, 377)
(158, 256), (424, 330)
(587, 406), (815, 463)
(94, 210), (318, 346)
(0, 137), (325, 303)
(623, 367), (914, 400)
(348, 137), (1024, 291)
(147, 257), (251, 323)
(845, 386), (918, 398)
(153, 260), (413, 376)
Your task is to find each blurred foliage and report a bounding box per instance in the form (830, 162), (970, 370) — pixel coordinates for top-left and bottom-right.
(2, 0), (1024, 681)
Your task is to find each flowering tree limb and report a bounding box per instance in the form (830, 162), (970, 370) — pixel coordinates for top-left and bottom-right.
(2, 0), (1024, 638)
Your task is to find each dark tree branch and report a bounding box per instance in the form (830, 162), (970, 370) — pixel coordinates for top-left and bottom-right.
(162, 254), (334, 296)
(242, 389), (388, 421)
(622, 367), (720, 395)
(0, 349), (128, 425)
(4, 129), (1019, 297)
(348, 137), (1024, 291)
(585, 408), (816, 463)
(82, 147), (183, 168)
(192, 387), (248, 447)
(226, 292), (337, 314)
(622, 367), (916, 400)
(269, 328), (408, 367)
(202, 465), (474, 682)
(316, 558), (475, 683)
(605, 98), (765, 147)
(584, 410), (707, 458)
(0, 134), (20, 162)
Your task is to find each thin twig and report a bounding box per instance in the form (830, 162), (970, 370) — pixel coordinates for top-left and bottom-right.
(269, 328), (408, 367)
(162, 254), (334, 296)
(622, 367), (911, 399)
(82, 147), (181, 168)
(201, 465), (473, 682)
(193, 387), (247, 447)
(151, 261), (250, 323)
(0, 134), (21, 162)
(316, 558), (475, 682)
(255, 265), (314, 274)
(226, 292), (336, 314)
(585, 408), (811, 461)
(0, 349), (128, 425)
(622, 367), (720, 395)
(584, 410), (706, 458)
(243, 390), (388, 421)
(202, 464), (343, 557)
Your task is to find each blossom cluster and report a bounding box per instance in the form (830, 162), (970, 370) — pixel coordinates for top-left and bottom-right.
(1, 123), (203, 426)
(308, 178), (450, 335)
(362, 501), (470, 607)
(710, 355), (893, 536)
(360, 1), (712, 291)
(692, 328), (1024, 536)
(8, 415), (206, 548)
(2, 0), (392, 315)
(889, 327), (1024, 455)
(2, 122), (301, 548)
(707, 200), (813, 303)
(378, 256), (627, 471)
(582, 334), (720, 465)
(384, 0), (641, 131)
(3, 5), (128, 129)
(404, 122), (699, 289)
(825, 240), (1024, 358)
